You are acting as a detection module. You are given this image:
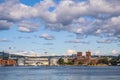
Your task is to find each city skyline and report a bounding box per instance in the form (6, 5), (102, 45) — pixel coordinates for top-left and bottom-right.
(0, 0), (120, 56)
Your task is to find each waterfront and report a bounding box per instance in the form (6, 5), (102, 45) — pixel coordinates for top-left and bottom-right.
(0, 66), (120, 80)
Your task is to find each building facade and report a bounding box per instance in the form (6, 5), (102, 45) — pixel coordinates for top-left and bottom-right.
(0, 59), (16, 66)
(85, 51), (91, 64)
(24, 57), (49, 66)
(73, 51), (98, 65)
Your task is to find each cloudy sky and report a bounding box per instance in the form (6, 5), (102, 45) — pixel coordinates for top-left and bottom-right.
(0, 0), (120, 56)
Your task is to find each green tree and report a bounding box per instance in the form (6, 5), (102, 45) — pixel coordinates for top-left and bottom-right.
(57, 58), (64, 65)
(78, 62), (84, 65)
(98, 57), (109, 64)
(66, 62), (74, 65)
(88, 62), (93, 65)
(109, 58), (117, 65)
(118, 54), (120, 60)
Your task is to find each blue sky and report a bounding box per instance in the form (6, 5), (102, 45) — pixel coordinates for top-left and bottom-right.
(0, 0), (120, 56)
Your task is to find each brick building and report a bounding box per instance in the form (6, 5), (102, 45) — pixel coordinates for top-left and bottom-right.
(0, 59), (16, 66)
(73, 51), (98, 65)
(86, 51), (91, 64)
(73, 52), (85, 65)
(77, 52), (82, 59)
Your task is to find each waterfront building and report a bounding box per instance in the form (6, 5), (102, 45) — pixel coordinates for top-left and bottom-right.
(72, 51), (99, 65)
(17, 58), (25, 66)
(86, 51), (91, 63)
(0, 52), (9, 60)
(0, 59), (2, 66)
(73, 52), (84, 65)
(90, 58), (99, 65)
(0, 59), (16, 66)
(71, 54), (77, 58)
(0, 52), (17, 66)
(24, 57), (49, 66)
(50, 58), (59, 66)
(77, 52), (82, 59)
(63, 57), (69, 63)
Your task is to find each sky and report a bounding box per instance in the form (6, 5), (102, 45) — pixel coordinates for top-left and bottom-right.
(0, 0), (120, 56)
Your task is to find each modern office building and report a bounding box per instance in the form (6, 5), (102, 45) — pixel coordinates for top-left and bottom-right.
(0, 52), (9, 60)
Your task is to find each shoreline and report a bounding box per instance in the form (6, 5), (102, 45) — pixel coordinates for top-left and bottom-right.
(1, 64), (119, 67)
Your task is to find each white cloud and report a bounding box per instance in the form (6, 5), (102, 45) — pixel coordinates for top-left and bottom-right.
(18, 21), (39, 32)
(43, 0), (120, 39)
(93, 50), (100, 55)
(15, 51), (40, 57)
(39, 33), (55, 40)
(0, 0), (120, 40)
(34, 0), (56, 23)
(93, 16), (120, 37)
(43, 43), (54, 45)
(97, 38), (119, 44)
(97, 39), (112, 44)
(65, 39), (89, 44)
(66, 49), (76, 55)
(18, 36), (31, 39)
(0, 0), (38, 21)
(0, 38), (10, 42)
(9, 4), (38, 20)
(112, 50), (118, 55)
(65, 39), (81, 43)
(0, 20), (13, 30)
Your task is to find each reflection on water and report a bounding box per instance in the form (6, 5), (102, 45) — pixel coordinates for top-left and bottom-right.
(0, 66), (120, 80)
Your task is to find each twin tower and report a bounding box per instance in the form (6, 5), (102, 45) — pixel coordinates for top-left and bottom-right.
(77, 51), (91, 63)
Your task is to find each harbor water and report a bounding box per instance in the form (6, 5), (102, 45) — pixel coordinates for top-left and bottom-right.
(0, 66), (120, 80)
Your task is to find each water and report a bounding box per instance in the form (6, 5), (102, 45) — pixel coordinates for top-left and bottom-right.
(0, 66), (120, 80)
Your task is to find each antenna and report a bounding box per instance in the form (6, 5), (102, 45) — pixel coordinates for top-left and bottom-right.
(9, 47), (12, 59)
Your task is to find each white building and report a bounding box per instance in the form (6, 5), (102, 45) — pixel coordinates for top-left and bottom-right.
(24, 57), (49, 66)
(50, 58), (59, 66)
(17, 58), (25, 66)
